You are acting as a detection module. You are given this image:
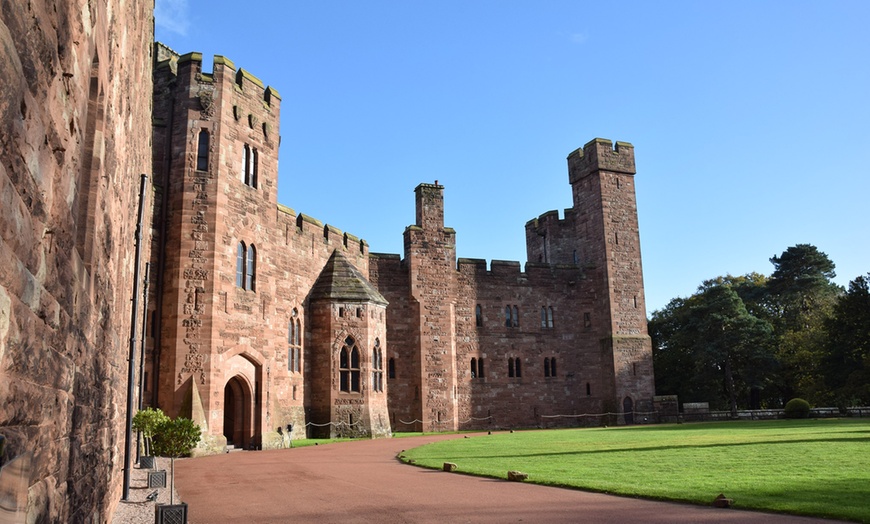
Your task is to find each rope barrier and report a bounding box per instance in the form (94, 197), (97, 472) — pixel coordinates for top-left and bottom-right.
(540, 410), (657, 419)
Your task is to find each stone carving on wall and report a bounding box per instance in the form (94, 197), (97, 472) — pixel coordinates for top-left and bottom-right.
(197, 88), (215, 120)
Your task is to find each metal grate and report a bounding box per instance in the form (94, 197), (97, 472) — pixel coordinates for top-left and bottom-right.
(155, 503), (187, 524)
(148, 470), (167, 488)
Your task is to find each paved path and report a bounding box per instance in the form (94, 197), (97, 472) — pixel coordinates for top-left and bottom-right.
(174, 433), (835, 523)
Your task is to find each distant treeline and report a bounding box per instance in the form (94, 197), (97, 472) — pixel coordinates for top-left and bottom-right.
(650, 244), (869, 413)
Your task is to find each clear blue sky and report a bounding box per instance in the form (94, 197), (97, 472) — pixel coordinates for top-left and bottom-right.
(155, 0), (869, 315)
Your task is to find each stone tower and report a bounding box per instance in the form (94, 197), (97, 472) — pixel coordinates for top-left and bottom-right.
(566, 139), (654, 420)
(403, 183), (459, 431)
(308, 250), (390, 438)
(150, 47), (282, 450)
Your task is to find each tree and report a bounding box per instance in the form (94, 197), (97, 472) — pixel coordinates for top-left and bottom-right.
(823, 274), (870, 406)
(766, 244), (841, 403)
(152, 417), (201, 505)
(131, 407), (169, 458)
(650, 280), (775, 414)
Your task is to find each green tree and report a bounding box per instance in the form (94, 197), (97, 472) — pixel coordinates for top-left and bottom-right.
(766, 244), (841, 403)
(131, 407), (169, 457)
(152, 417), (201, 505)
(651, 280), (775, 414)
(823, 274), (870, 406)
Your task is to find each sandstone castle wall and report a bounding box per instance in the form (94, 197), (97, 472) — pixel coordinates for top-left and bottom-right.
(0, 1), (153, 521)
(1, 3), (656, 519)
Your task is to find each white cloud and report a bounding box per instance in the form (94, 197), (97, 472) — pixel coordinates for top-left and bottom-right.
(155, 0), (191, 37)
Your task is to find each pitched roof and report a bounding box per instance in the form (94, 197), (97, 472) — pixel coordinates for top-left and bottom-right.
(310, 250), (388, 306)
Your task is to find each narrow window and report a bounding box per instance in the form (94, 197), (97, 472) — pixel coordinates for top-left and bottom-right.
(515, 358), (522, 378)
(236, 242), (246, 288)
(241, 145), (249, 183)
(246, 244), (256, 291)
(544, 357), (550, 377)
(584, 312), (591, 328)
(478, 358), (485, 378)
(339, 347), (349, 392)
(292, 385), (297, 400)
(372, 339), (383, 392)
(339, 307), (345, 318)
(508, 358), (514, 378)
(338, 337), (361, 393)
(633, 295), (638, 309)
(512, 306), (519, 327)
(251, 148), (259, 188)
(350, 344), (360, 392)
(505, 306), (511, 327)
(550, 358), (557, 377)
(475, 305), (482, 327)
(388, 358), (396, 379)
(196, 129), (209, 171)
(573, 249), (578, 265)
(540, 307), (547, 328)
(470, 358), (477, 378)
(547, 307), (554, 328)
(586, 382), (591, 396)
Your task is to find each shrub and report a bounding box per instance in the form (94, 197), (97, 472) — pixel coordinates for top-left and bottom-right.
(784, 398), (811, 419)
(132, 407), (169, 456)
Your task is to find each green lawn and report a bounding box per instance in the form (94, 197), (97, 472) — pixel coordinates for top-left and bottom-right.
(400, 419), (870, 522)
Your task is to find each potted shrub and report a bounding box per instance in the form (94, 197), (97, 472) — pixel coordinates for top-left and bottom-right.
(151, 416), (201, 524)
(132, 407), (169, 469)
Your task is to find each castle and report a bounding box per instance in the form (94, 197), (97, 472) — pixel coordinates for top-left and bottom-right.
(148, 45), (654, 450)
(0, 3), (652, 521)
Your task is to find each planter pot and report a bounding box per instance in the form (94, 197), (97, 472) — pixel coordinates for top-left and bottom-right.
(139, 455), (156, 469)
(155, 502), (187, 524)
(148, 470), (167, 488)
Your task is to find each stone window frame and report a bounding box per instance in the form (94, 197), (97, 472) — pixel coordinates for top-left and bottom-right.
(475, 304), (482, 327)
(339, 336), (361, 393)
(241, 143), (259, 188)
(470, 358), (485, 379)
(505, 305), (519, 328)
(508, 357), (522, 378)
(236, 241), (246, 288)
(196, 129), (210, 171)
(236, 241), (257, 291)
(288, 308), (302, 373)
(372, 338), (384, 392)
(544, 357), (557, 377)
(540, 306), (554, 329)
(245, 244), (257, 291)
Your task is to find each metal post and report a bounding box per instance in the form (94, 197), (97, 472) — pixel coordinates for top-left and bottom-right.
(123, 174), (148, 501)
(135, 262), (151, 464)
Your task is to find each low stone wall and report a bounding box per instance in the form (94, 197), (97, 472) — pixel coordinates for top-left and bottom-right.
(703, 407), (869, 421)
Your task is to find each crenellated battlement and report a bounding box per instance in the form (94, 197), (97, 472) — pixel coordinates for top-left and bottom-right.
(153, 43), (280, 106)
(568, 138), (635, 183)
(285, 211), (368, 255)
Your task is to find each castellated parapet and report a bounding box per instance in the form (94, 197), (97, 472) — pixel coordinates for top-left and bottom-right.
(3, 7), (655, 522)
(568, 138), (636, 182)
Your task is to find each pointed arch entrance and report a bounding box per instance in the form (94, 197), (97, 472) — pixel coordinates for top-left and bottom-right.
(224, 375), (254, 449)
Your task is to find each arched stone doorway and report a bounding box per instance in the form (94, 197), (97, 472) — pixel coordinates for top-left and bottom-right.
(224, 375), (254, 449)
(623, 396), (634, 425)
